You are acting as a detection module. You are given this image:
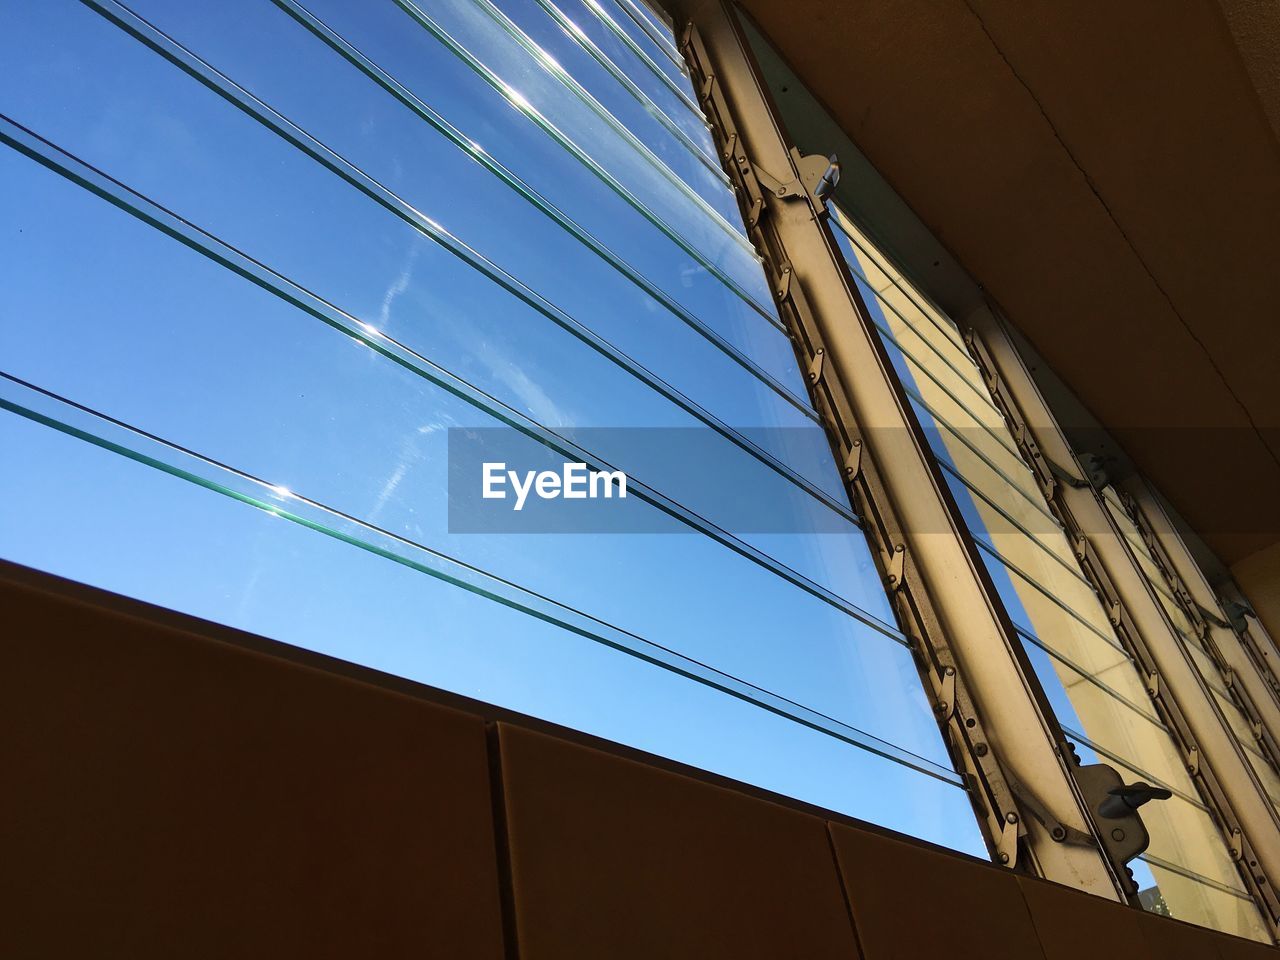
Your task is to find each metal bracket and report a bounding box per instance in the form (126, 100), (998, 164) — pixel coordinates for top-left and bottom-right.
(719, 131), (765, 229)
(1196, 601), (1232, 632)
(1076, 762), (1170, 894)
(843, 439), (863, 484)
(1107, 599), (1124, 629)
(1007, 778), (1093, 847)
(807, 347), (825, 386)
(935, 665), (957, 723)
(886, 543), (906, 593)
(753, 148), (840, 213)
(997, 814), (1021, 868)
(1229, 828), (1244, 861)
(1045, 456), (1090, 489)
(1223, 599), (1256, 634)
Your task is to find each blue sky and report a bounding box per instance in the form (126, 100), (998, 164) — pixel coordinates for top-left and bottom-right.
(0, 0), (987, 856)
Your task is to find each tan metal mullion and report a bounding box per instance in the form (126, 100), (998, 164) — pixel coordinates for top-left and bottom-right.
(672, 0), (1121, 898)
(1129, 483), (1280, 719)
(965, 307), (1280, 935)
(1221, 578), (1280, 701)
(1123, 481), (1280, 803)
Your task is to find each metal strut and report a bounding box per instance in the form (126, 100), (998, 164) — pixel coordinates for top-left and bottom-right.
(682, 20), (1062, 876)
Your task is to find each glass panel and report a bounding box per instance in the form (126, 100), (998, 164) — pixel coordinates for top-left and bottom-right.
(411, 0), (741, 227)
(336, 0), (777, 313)
(593, 0), (689, 91)
(0, 143), (922, 763)
(75, 0), (805, 401)
(831, 205), (1268, 938)
(0, 0), (985, 855)
(469, 0), (726, 195)
(556, 0), (713, 151)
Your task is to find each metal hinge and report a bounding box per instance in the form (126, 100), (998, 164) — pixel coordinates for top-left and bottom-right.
(843, 439), (863, 483)
(753, 149), (840, 213)
(1007, 777), (1093, 848)
(886, 543), (906, 593)
(1196, 601), (1232, 632)
(935, 665), (957, 722)
(1185, 744), (1201, 777)
(807, 347), (825, 386)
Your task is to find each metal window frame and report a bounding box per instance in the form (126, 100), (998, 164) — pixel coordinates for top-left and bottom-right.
(965, 306), (1280, 936)
(670, 0), (1124, 899)
(1220, 578), (1280, 699)
(1122, 480), (1280, 759)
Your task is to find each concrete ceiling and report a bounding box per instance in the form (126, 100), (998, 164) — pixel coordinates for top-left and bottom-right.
(734, 0), (1280, 568)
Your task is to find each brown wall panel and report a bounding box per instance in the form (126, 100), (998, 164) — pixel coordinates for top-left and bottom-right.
(2, 562), (1276, 955)
(497, 722), (861, 959)
(0, 577), (506, 960)
(1139, 910), (1230, 959)
(829, 820), (1046, 959)
(1215, 929), (1280, 958)
(1019, 875), (1154, 960)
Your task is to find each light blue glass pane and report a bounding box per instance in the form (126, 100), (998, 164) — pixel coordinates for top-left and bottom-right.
(119, 0), (811, 411)
(285, 0), (780, 323)
(0, 1), (837, 506)
(430, 0), (738, 229)
(552, 0), (716, 155)
(0, 146), (951, 774)
(595, 0), (688, 92)
(392, 0), (750, 264)
(476, 0), (730, 214)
